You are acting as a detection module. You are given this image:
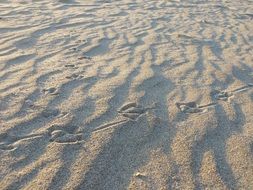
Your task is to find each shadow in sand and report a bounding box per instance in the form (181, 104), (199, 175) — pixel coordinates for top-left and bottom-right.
(74, 114), (171, 190)
(191, 102), (245, 189)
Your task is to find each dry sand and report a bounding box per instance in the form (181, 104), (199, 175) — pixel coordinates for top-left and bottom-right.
(0, 0), (253, 189)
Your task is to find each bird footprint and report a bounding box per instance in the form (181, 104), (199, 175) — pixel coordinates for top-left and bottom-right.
(118, 102), (153, 120)
(49, 130), (83, 144)
(176, 102), (204, 113)
(211, 83), (253, 101)
(65, 73), (83, 80)
(176, 102), (215, 114)
(211, 90), (234, 101)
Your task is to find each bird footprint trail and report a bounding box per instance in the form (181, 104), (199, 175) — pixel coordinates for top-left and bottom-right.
(177, 83), (253, 114)
(211, 83), (253, 101)
(0, 126), (84, 151)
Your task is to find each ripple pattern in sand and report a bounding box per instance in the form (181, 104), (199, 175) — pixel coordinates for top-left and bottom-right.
(0, 0), (253, 189)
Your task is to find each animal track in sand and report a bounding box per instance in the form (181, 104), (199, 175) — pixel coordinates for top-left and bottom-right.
(0, 133), (16, 151)
(177, 84), (253, 114)
(65, 64), (77, 68)
(42, 87), (59, 95)
(211, 90), (234, 101)
(78, 56), (92, 60)
(65, 73), (84, 80)
(177, 34), (195, 39)
(237, 13), (253, 20)
(92, 119), (128, 133)
(0, 124), (84, 151)
(118, 102), (154, 120)
(0, 144), (15, 151)
(200, 19), (214, 24)
(24, 99), (35, 108)
(49, 129), (83, 144)
(211, 83), (253, 101)
(0, 132), (45, 151)
(41, 109), (60, 118)
(176, 102), (216, 114)
(46, 124), (84, 144)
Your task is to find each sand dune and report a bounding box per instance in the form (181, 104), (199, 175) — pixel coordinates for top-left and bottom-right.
(0, 0), (253, 189)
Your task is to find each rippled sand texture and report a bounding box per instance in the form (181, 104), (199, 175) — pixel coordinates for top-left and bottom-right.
(0, 0), (253, 189)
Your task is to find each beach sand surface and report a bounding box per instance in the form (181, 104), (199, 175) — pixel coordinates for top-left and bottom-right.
(0, 0), (253, 189)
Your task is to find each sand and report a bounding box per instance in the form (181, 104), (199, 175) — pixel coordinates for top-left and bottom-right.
(0, 0), (253, 189)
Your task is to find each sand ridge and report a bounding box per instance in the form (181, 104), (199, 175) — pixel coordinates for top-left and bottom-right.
(0, 0), (253, 189)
